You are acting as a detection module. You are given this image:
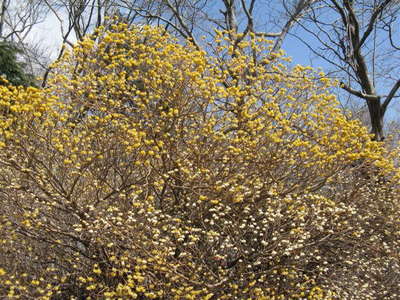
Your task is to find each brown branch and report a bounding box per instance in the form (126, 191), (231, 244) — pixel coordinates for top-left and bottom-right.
(271, 0), (314, 53)
(358, 0), (393, 50)
(382, 79), (400, 115)
(164, 0), (200, 49)
(340, 82), (379, 101)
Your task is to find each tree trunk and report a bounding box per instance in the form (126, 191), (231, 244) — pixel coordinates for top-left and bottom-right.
(0, 0), (8, 38)
(367, 98), (384, 141)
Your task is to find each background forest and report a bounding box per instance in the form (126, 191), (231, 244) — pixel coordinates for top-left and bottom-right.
(0, 1), (399, 299)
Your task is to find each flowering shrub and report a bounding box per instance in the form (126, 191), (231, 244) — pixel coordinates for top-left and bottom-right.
(0, 24), (399, 299)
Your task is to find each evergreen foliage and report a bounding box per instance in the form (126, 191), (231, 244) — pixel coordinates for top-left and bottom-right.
(0, 41), (35, 87)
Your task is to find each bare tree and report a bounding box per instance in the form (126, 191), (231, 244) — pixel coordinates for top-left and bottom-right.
(115, 0), (315, 51)
(291, 0), (400, 141)
(0, 0), (48, 41)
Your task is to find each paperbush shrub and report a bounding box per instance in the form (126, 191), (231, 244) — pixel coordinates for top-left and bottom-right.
(0, 24), (399, 299)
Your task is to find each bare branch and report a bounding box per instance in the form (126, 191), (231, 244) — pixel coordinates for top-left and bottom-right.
(340, 82), (379, 101)
(382, 79), (400, 114)
(271, 0), (315, 53)
(358, 0), (393, 50)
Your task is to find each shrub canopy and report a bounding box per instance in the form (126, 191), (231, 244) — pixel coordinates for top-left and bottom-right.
(0, 24), (399, 299)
